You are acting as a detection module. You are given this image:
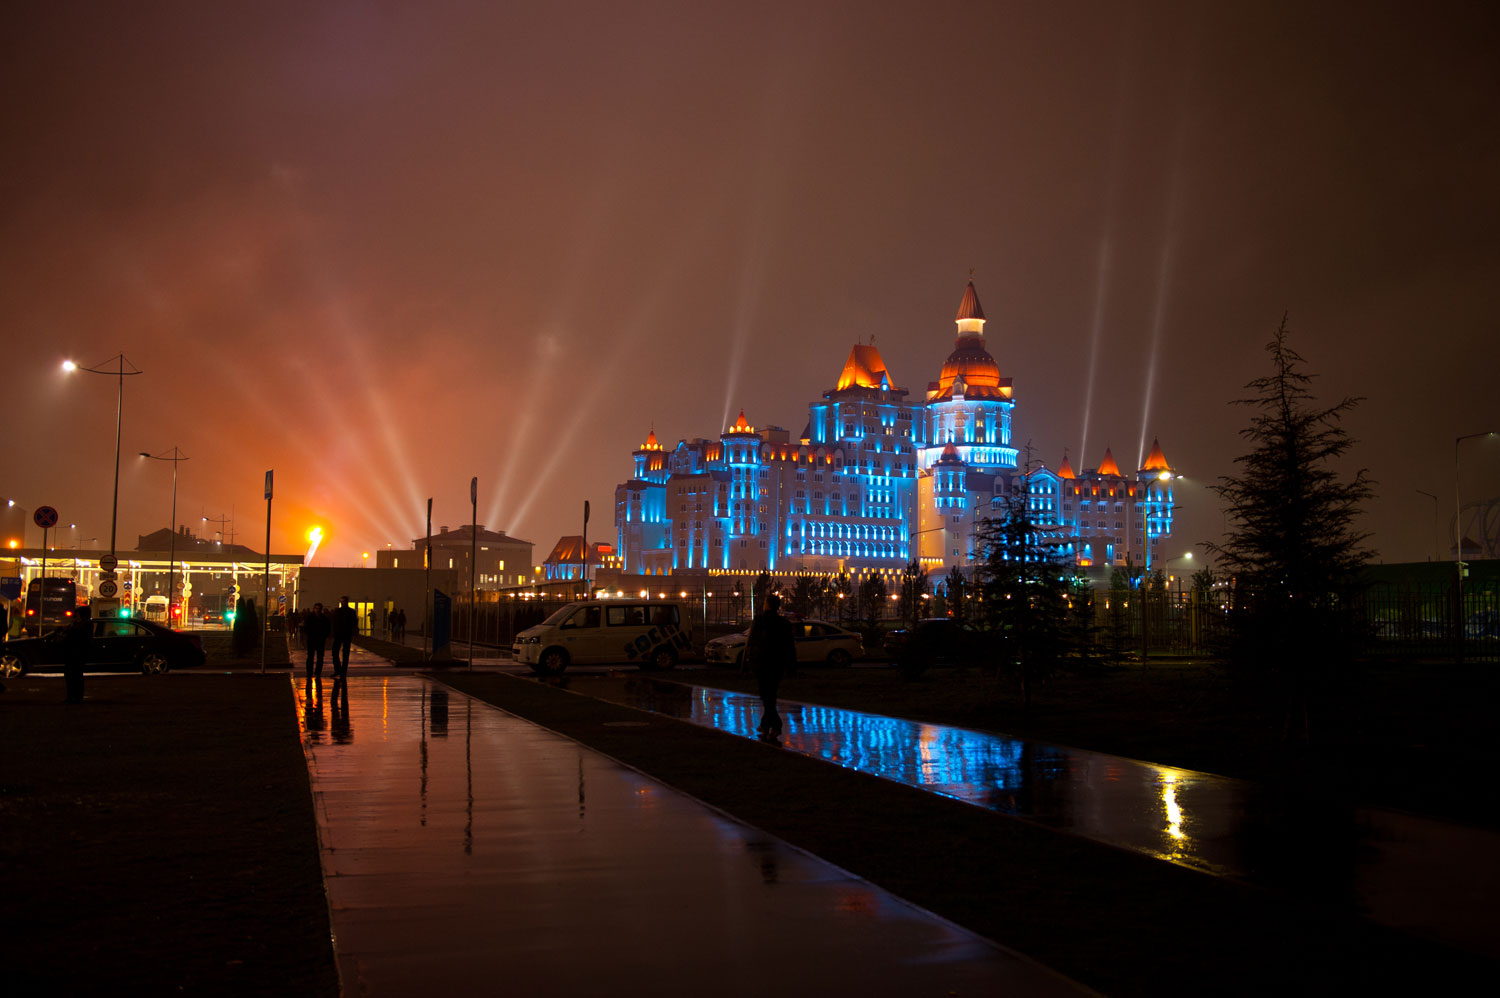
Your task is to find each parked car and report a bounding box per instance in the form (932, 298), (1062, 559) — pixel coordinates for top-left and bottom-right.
(512, 599), (690, 675)
(704, 619), (863, 667)
(882, 617), (980, 666)
(0, 617), (206, 678)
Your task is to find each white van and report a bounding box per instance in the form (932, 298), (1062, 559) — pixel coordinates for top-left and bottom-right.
(143, 595), (170, 624)
(513, 600), (690, 675)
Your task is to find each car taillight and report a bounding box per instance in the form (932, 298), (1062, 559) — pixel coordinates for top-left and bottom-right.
(65, 610), (73, 617)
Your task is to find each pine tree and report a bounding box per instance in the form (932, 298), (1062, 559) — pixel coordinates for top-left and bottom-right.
(831, 572), (853, 625)
(944, 566), (969, 624)
(976, 485), (1071, 707)
(1208, 317), (1373, 737)
(897, 560), (928, 628)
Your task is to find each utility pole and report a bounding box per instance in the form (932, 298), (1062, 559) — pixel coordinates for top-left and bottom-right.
(469, 477), (477, 671)
(262, 470), (273, 674)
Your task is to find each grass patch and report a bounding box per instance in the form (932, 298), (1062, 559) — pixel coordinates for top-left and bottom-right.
(0, 674), (335, 995)
(198, 631), (292, 669)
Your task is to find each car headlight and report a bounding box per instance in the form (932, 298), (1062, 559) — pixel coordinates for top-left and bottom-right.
(516, 635), (541, 645)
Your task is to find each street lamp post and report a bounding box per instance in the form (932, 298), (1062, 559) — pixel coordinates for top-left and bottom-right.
(64, 354), (143, 563)
(1164, 552), (1194, 594)
(141, 448), (189, 624)
(1416, 489), (1439, 562)
(1454, 431), (1497, 660)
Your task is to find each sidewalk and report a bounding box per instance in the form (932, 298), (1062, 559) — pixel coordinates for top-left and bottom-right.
(295, 675), (1090, 996)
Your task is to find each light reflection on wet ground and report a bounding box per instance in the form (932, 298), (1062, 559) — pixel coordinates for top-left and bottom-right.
(608, 677), (1500, 955)
(293, 676), (1088, 995)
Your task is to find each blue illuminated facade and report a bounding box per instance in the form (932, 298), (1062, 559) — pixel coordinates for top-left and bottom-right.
(614, 280), (1175, 582)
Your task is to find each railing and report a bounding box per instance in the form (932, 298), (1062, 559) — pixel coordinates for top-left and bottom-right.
(1084, 588), (1500, 662)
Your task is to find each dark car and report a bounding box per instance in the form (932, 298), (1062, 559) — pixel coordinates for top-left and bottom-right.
(882, 617), (980, 666)
(0, 617), (206, 678)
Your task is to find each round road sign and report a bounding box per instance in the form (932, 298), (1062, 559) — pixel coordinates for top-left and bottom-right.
(34, 506), (58, 529)
(123, 580), (133, 591)
(98, 579), (119, 598)
(100, 554), (118, 573)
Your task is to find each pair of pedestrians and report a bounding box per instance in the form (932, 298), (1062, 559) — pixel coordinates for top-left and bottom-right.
(305, 597), (358, 679)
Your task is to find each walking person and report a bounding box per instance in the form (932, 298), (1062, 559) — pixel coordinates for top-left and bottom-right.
(744, 592), (796, 740)
(330, 596), (357, 679)
(304, 602), (330, 679)
(394, 607), (406, 643)
(62, 605), (93, 704)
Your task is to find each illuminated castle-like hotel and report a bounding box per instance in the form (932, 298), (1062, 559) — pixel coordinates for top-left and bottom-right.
(613, 281), (1175, 580)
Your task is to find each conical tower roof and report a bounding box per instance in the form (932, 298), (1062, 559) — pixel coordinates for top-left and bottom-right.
(935, 441), (965, 465)
(1097, 448), (1121, 477)
(1058, 455), (1076, 479)
(1141, 437), (1170, 472)
(955, 280), (986, 322)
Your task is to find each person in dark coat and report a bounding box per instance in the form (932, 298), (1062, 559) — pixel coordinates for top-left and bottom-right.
(304, 602), (330, 678)
(62, 605), (93, 704)
(330, 597), (357, 678)
(744, 592), (797, 739)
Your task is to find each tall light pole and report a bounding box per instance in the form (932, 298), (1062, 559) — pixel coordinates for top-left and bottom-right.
(141, 448), (189, 624)
(64, 354), (143, 564)
(1416, 489), (1439, 562)
(1164, 551), (1193, 594)
(1455, 431), (1497, 658)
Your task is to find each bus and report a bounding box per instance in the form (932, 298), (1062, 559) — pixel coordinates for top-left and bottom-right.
(24, 577), (80, 636)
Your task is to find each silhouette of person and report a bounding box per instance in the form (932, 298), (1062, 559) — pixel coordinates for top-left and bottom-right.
(744, 592), (796, 739)
(62, 605), (93, 704)
(394, 608), (406, 642)
(304, 602), (330, 678)
(330, 597), (357, 678)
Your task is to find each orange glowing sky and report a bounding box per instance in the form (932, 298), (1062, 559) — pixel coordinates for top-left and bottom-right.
(4, 1), (1498, 566)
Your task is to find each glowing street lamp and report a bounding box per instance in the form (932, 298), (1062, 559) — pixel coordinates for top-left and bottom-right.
(64, 354), (143, 563)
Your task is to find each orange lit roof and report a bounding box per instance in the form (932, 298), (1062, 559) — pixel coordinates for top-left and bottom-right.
(642, 427), (660, 450)
(1142, 437), (1170, 472)
(935, 441), (964, 465)
(835, 344), (893, 391)
(727, 409), (753, 433)
(1058, 456), (1076, 479)
(1097, 448), (1121, 477)
(956, 280), (986, 321)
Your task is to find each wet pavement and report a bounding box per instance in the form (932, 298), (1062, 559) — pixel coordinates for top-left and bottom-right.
(605, 677), (1500, 956)
(294, 675), (1089, 996)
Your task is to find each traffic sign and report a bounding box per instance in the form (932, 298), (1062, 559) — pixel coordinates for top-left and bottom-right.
(182, 582), (192, 595)
(123, 580), (133, 591)
(98, 579), (119, 598)
(34, 506), (58, 529)
(100, 554), (118, 573)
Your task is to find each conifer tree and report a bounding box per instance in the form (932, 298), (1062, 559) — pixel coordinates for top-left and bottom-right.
(1208, 317), (1373, 736)
(976, 485), (1070, 707)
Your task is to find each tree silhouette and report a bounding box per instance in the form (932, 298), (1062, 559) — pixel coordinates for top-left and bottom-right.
(1207, 316), (1373, 739)
(976, 484), (1070, 707)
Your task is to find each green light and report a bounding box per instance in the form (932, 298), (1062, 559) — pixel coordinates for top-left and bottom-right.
(225, 611), (236, 625)
(120, 607), (131, 618)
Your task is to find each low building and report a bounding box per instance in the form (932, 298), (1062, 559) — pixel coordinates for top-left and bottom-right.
(376, 524), (533, 590)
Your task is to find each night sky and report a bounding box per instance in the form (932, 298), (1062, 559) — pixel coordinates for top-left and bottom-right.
(5, 1), (1497, 568)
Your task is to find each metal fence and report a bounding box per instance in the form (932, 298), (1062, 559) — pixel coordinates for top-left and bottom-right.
(1084, 587), (1500, 661)
(440, 582), (1500, 663)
